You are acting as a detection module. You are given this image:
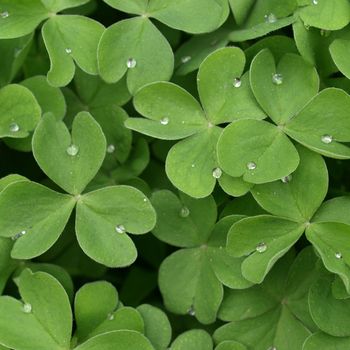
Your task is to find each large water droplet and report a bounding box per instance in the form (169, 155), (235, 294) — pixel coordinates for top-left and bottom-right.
(9, 122), (20, 133)
(115, 224), (126, 234)
(160, 117), (169, 125)
(126, 58), (137, 69)
(181, 56), (191, 64)
(12, 230), (26, 241)
(247, 161), (257, 170)
(212, 167), (222, 179)
(272, 73), (283, 85)
(281, 174), (292, 184)
(180, 206), (190, 218)
(264, 13), (277, 24)
(335, 252), (342, 259)
(65, 48), (72, 54)
(233, 77), (242, 88)
(0, 11), (9, 18)
(321, 134), (332, 144)
(312, 0), (318, 4)
(256, 242), (267, 253)
(107, 144), (115, 154)
(188, 306), (195, 316)
(23, 303), (32, 313)
(66, 144), (79, 156)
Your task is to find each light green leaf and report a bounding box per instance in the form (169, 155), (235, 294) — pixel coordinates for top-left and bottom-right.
(76, 185), (156, 267)
(250, 49), (319, 125)
(198, 47), (265, 124)
(0, 84), (41, 138)
(165, 128), (221, 198)
(0, 1), (49, 39)
(219, 174), (253, 197)
(128, 82), (206, 140)
(102, 0), (149, 15)
(252, 145), (328, 222)
(32, 112), (106, 195)
(42, 15), (104, 87)
(137, 304), (172, 350)
(312, 196), (350, 225)
(98, 17), (173, 93)
(285, 88), (350, 158)
(171, 330), (212, 350)
(227, 215), (305, 283)
(0, 174), (28, 192)
(150, 190), (217, 247)
(0, 181), (75, 259)
(41, 0), (91, 12)
(330, 39), (350, 79)
(218, 119), (299, 184)
(303, 332), (350, 350)
(74, 281), (119, 342)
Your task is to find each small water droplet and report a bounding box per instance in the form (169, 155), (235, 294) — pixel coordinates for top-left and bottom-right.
(65, 48), (72, 54)
(108, 313), (115, 320)
(191, 164), (195, 168)
(115, 224), (126, 234)
(9, 122), (20, 133)
(264, 13), (277, 24)
(23, 303), (32, 313)
(0, 11), (9, 18)
(143, 198), (147, 202)
(312, 0), (318, 4)
(107, 144), (115, 154)
(335, 252), (342, 259)
(180, 206), (190, 218)
(321, 134), (333, 144)
(66, 144), (79, 156)
(247, 161), (257, 170)
(233, 77), (242, 88)
(160, 117), (169, 125)
(126, 58), (137, 69)
(212, 167), (222, 179)
(188, 306), (195, 316)
(320, 29), (330, 37)
(256, 242), (267, 253)
(272, 73), (283, 85)
(12, 230), (26, 241)
(281, 174), (292, 184)
(268, 347), (277, 350)
(181, 56), (191, 64)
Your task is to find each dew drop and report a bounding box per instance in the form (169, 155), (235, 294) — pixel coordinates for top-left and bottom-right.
(181, 56), (191, 64)
(268, 347), (277, 350)
(126, 58), (137, 69)
(115, 224), (126, 234)
(312, 0), (318, 4)
(180, 206), (190, 218)
(160, 117), (169, 125)
(143, 198), (148, 202)
(108, 313), (115, 320)
(12, 230), (26, 241)
(256, 242), (267, 253)
(188, 306), (195, 316)
(281, 174), (292, 184)
(107, 144), (116, 154)
(212, 167), (222, 179)
(335, 252), (342, 259)
(272, 73), (283, 85)
(264, 13), (277, 24)
(247, 161), (257, 170)
(191, 164), (195, 168)
(66, 144), (79, 156)
(233, 77), (242, 88)
(23, 303), (32, 313)
(65, 48), (72, 54)
(9, 122), (20, 133)
(0, 11), (9, 18)
(321, 134), (333, 144)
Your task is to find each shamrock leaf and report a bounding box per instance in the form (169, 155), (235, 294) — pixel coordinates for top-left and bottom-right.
(170, 330), (213, 350)
(32, 112), (106, 195)
(303, 332), (350, 350)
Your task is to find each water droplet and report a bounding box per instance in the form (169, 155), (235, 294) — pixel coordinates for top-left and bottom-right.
(126, 58), (137, 69)
(181, 56), (191, 64)
(115, 224), (126, 234)
(191, 164), (195, 168)
(256, 242), (267, 253)
(312, 0), (318, 4)
(212, 167), (222, 179)
(0, 11), (9, 18)
(180, 206), (190, 218)
(12, 230), (26, 241)
(335, 252), (342, 259)
(23, 303), (32, 313)
(160, 117), (169, 125)
(272, 73), (283, 85)
(320, 29), (330, 37)
(268, 347), (277, 350)
(188, 306), (195, 316)
(281, 174), (292, 184)
(143, 198), (147, 202)
(107, 144), (115, 154)
(264, 13), (277, 24)
(9, 122), (20, 132)
(233, 78), (242, 88)
(108, 313), (114, 320)
(321, 134), (333, 144)
(66, 144), (79, 156)
(247, 161), (257, 170)
(65, 48), (72, 54)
